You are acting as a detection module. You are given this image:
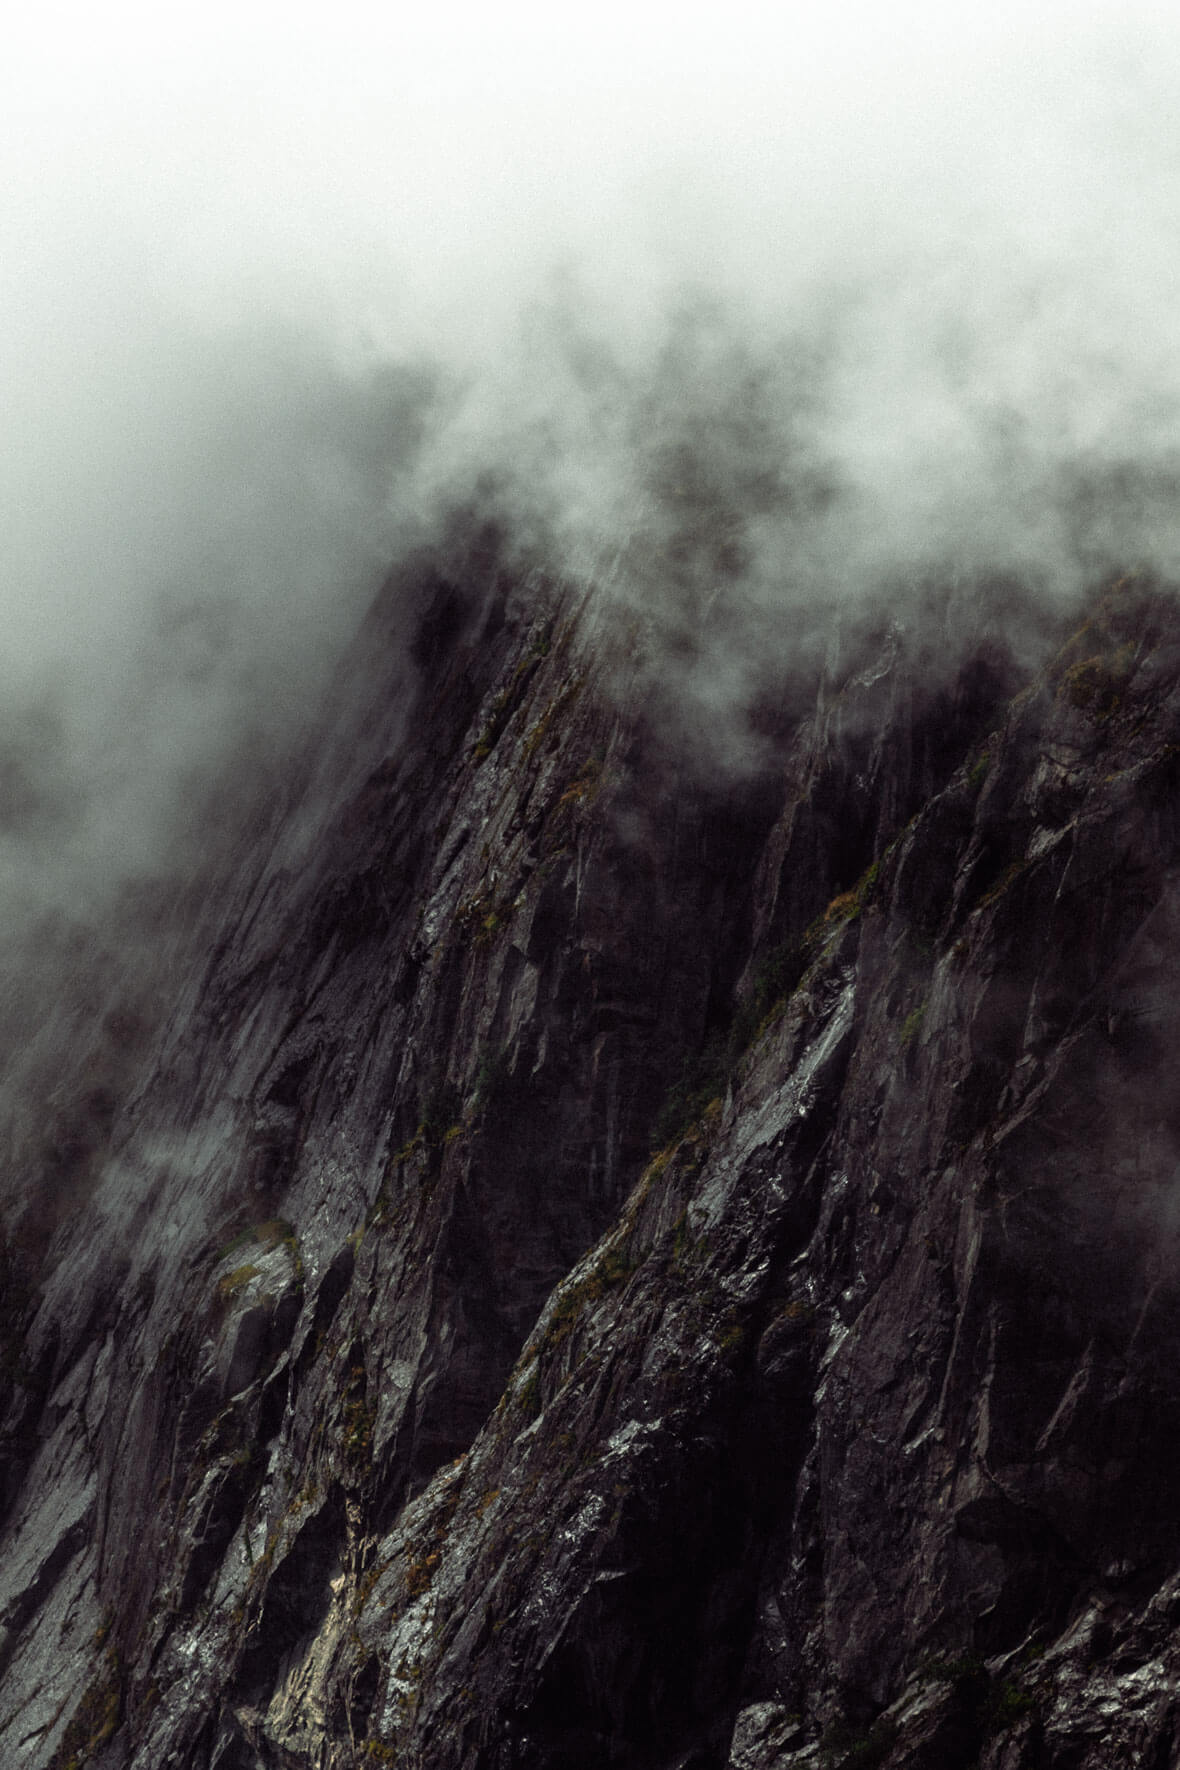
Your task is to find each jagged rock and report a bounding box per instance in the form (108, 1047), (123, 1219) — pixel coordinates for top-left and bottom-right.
(3, 557), (1180, 1768)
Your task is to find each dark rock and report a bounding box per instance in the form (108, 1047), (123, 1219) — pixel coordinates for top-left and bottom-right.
(3, 561), (1180, 1769)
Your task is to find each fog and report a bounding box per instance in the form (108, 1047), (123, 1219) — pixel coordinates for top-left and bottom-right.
(3, 2), (1180, 1200)
(8, 8), (1180, 752)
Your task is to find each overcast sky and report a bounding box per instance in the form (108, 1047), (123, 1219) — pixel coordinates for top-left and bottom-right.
(2, 1), (1180, 896)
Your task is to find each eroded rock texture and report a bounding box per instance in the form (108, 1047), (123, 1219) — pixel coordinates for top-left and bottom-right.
(2, 555), (1180, 1770)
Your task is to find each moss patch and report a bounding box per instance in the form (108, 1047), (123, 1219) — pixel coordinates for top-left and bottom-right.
(217, 1262), (261, 1303)
(522, 673), (585, 762)
(48, 1647), (122, 1770)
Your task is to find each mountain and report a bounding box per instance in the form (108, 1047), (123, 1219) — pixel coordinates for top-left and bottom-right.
(2, 539), (1179, 1770)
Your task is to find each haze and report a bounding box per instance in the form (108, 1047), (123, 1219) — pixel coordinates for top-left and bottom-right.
(2, 0), (1180, 902)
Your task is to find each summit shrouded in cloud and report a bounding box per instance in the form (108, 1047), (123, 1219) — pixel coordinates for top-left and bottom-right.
(2, 0), (1180, 893)
(10, 14), (1180, 1770)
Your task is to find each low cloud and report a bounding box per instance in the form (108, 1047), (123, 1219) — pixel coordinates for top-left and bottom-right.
(2, 2), (1180, 1202)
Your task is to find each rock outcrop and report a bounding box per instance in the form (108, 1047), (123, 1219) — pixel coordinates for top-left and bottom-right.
(2, 544), (1180, 1770)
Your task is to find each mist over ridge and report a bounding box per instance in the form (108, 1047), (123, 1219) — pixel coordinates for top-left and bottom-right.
(3, 5), (1180, 924)
(12, 18), (1180, 1766)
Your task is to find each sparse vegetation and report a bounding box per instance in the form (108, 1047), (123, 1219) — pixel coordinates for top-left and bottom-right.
(671, 1206), (702, 1273)
(216, 1217), (303, 1280)
(808, 859), (882, 943)
(48, 1647), (122, 1770)
(1048, 573), (1149, 719)
(472, 687), (514, 762)
(923, 1651), (1038, 1740)
(217, 1262), (261, 1302)
(471, 646), (548, 763)
(819, 1715), (899, 1769)
(1058, 645), (1135, 716)
(650, 908), (852, 1153)
(555, 752), (605, 812)
(543, 1239), (638, 1351)
(455, 883), (518, 945)
(472, 1042), (510, 1108)
(404, 1548), (441, 1597)
(417, 1075), (463, 1145)
(522, 674), (585, 762)
(776, 1297), (816, 1326)
(518, 1363), (541, 1418)
(650, 1057), (726, 1152)
(652, 853), (887, 1155)
(983, 1678), (1037, 1733)
(975, 858), (1027, 913)
(398, 1473), (466, 1602)
(342, 1364), (375, 1469)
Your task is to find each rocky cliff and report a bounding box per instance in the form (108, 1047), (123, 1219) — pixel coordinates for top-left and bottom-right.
(2, 540), (1180, 1770)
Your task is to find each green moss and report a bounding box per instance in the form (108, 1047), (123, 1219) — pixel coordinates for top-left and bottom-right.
(217, 1263), (261, 1302)
(925, 1648), (984, 1677)
(215, 1217), (303, 1284)
(417, 1075), (463, 1144)
(1059, 648), (1134, 715)
(455, 883), (520, 948)
(819, 1716), (899, 1769)
(518, 1363), (542, 1418)
(48, 1648), (122, 1769)
(555, 754), (605, 811)
(470, 652), (543, 763)
(651, 900), (860, 1156)
(514, 1238), (641, 1406)
(650, 1019), (731, 1150)
(522, 673), (585, 762)
(975, 858), (1027, 913)
(404, 1548), (441, 1597)
(1049, 583), (1140, 716)
(806, 859), (881, 945)
(217, 1224), (259, 1261)
(984, 1679), (1037, 1733)
(341, 1364), (375, 1469)
(899, 1002), (927, 1046)
(528, 619), (554, 660)
(471, 1042), (527, 1120)
(671, 1207), (702, 1272)
(923, 1652), (1037, 1739)
(545, 1240), (637, 1348)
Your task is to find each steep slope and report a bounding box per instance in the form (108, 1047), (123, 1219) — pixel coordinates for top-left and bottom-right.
(2, 555), (1178, 1770)
(0, 527), (816, 1769)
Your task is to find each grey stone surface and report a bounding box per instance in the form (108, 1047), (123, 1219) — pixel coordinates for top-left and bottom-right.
(3, 560), (1180, 1767)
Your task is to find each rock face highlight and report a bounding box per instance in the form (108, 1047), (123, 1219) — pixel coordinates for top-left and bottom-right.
(2, 552), (1180, 1769)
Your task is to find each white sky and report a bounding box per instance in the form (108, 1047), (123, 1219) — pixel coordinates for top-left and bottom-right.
(2, 0), (1180, 844)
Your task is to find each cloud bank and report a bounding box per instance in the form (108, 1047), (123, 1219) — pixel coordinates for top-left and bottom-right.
(1, 0), (1180, 1130)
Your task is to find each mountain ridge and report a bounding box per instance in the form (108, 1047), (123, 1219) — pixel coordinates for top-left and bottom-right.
(2, 557), (1179, 1769)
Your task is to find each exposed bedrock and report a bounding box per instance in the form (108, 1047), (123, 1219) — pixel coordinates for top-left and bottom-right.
(2, 559), (1179, 1769)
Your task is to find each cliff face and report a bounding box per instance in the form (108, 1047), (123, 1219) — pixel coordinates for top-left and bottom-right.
(2, 548), (1179, 1770)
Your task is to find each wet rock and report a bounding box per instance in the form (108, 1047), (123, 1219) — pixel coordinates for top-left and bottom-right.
(4, 564), (1180, 1768)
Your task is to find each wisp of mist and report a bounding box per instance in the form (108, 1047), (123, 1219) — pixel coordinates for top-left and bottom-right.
(2, 0), (1180, 1185)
